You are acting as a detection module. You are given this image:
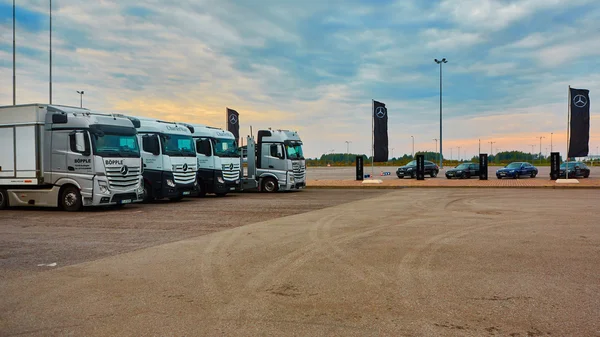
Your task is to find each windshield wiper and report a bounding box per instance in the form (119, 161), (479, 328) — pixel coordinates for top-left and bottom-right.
(100, 149), (123, 157)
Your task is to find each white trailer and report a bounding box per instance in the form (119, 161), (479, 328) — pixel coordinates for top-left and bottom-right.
(0, 104), (144, 211)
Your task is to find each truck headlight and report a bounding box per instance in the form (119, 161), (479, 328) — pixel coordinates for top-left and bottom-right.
(166, 179), (176, 187)
(217, 177), (225, 184)
(98, 181), (110, 194)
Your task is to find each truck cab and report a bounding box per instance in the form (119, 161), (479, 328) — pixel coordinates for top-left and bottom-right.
(183, 124), (241, 197)
(0, 104), (144, 211)
(240, 129), (306, 192)
(124, 117), (198, 202)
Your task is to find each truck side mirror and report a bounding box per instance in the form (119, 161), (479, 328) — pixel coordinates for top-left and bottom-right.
(197, 139), (211, 156)
(203, 140), (212, 157)
(143, 135), (160, 155)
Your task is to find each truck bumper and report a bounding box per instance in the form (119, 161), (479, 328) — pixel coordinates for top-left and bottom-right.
(162, 182), (197, 198)
(214, 180), (240, 194)
(89, 178), (144, 206)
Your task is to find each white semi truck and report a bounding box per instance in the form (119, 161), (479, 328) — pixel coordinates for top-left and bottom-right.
(121, 116), (198, 202)
(0, 104), (144, 211)
(240, 129), (306, 192)
(183, 124), (241, 197)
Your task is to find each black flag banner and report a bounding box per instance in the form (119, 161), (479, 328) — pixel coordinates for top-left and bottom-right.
(568, 88), (590, 158)
(373, 100), (388, 162)
(226, 108), (239, 143)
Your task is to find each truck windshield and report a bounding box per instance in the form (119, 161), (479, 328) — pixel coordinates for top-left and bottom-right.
(285, 142), (304, 160)
(162, 134), (195, 157)
(93, 134), (140, 158)
(89, 125), (140, 158)
(213, 138), (239, 158)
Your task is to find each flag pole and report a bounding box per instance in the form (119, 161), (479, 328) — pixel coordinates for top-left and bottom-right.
(566, 85), (571, 178)
(13, 0), (16, 105)
(49, 0), (52, 104)
(371, 99), (374, 176)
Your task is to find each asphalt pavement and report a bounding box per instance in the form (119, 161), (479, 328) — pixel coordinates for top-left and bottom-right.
(1, 188), (599, 336)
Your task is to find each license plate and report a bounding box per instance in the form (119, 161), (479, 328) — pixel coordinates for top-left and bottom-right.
(230, 187), (235, 191)
(120, 199), (132, 204)
(183, 191), (191, 196)
(500, 173), (505, 176)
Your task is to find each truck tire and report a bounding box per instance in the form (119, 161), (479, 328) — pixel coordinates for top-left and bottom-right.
(261, 177), (278, 193)
(61, 186), (83, 212)
(0, 189), (8, 210)
(196, 182), (207, 197)
(143, 182), (154, 203)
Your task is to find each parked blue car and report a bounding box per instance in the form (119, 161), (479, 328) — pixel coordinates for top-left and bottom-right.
(496, 162), (538, 179)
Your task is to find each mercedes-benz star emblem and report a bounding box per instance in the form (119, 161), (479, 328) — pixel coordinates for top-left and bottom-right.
(183, 163), (188, 171)
(573, 95), (588, 108)
(120, 165), (129, 176)
(229, 163), (234, 171)
(375, 106), (386, 119)
(229, 114), (238, 125)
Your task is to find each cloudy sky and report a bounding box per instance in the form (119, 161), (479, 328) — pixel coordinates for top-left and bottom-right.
(1, 0), (599, 159)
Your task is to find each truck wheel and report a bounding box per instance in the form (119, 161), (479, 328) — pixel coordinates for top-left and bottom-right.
(197, 183), (207, 197)
(430, 171), (437, 178)
(0, 189), (8, 210)
(61, 186), (83, 212)
(261, 178), (278, 193)
(143, 182), (154, 203)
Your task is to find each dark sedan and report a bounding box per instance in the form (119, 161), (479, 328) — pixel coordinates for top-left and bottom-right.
(496, 162), (538, 179)
(555, 161), (590, 178)
(396, 160), (439, 178)
(445, 162), (479, 179)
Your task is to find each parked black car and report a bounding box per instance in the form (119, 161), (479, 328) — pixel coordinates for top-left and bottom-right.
(445, 162), (480, 179)
(555, 161), (590, 178)
(396, 160), (439, 178)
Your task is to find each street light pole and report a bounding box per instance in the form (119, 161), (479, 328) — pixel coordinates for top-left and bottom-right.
(537, 136), (545, 165)
(76, 90), (84, 108)
(488, 141), (496, 156)
(13, 0), (16, 105)
(550, 132), (553, 152)
(433, 138), (438, 163)
(49, 0), (52, 104)
(411, 136), (414, 158)
(434, 58), (447, 169)
(345, 141), (351, 165)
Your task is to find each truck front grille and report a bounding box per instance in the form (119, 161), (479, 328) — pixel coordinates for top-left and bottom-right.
(106, 166), (141, 189)
(292, 162), (306, 181)
(173, 164), (196, 185)
(222, 163), (240, 181)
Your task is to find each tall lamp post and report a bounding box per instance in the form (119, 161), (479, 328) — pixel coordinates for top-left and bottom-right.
(550, 132), (553, 152)
(345, 141), (351, 165)
(434, 58), (447, 169)
(76, 90), (84, 108)
(537, 136), (545, 165)
(433, 138), (438, 163)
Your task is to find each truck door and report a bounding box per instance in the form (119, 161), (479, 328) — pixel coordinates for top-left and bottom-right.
(139, 133), (162, 184)
(67, 130), (94, 194)
(196, 137), (215, 171)
(50, 130), (69, 183)
(267, 143), (286, 171)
